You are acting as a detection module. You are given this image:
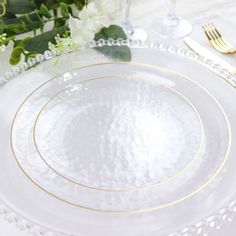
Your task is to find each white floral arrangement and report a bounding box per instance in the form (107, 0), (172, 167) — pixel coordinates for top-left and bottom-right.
(69, 0), (121, 45)
(0, 0), (131, 65)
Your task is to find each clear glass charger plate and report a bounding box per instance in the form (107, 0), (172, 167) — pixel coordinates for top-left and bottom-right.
(0, 41), (236, 236)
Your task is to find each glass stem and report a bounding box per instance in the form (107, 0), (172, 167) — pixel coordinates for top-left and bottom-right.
(122, 0), (132, 28)
(164, 0), (179, 26)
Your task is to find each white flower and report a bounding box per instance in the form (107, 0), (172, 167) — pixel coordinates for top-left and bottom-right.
(69, 0), (121, 46)
(69, 17), (96, 45)
(48, 34), (77, 53)
(80, 0), (120, 28)
(0, 45), (6, 52)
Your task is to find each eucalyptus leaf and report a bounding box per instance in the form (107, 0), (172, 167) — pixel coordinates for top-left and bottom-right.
(60, 2), (69, 18)
(67, 5), (73, 16)
(2, 12), (37, 25)
(6, 23), (27, 35)
(14, 37), (32, 47)
(25, 13), (34, 26)
(25, 51), (38, 61)
(24, 25), (68, 53)
(10, 46), (25, 65)
(2, 16), (21, 26)
(54, 18), (66, 28)
(3, 36), (15, 46)
(74, 0), (86, 10)
(20, 20), (27, 31)
(40, 4), (52, 19)
(6, 0), (36, 14)
(2, 12), (17, 20)
(0, 20), (5, 34)
(60, 0), (74, 5)
(44, 0), (59, 10)
(3, 13), (41, 36)
(94, 25), (131, 61)
(33, 0), (46, 8)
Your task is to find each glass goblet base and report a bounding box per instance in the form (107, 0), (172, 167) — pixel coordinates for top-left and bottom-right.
(123, 24), (148, 41)
(151, 17), (192, 39)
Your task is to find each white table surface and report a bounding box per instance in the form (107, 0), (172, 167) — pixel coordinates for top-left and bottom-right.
(1, 0), (236, 235)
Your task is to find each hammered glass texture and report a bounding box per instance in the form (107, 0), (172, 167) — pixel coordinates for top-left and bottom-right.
(35, 77), (202, 190)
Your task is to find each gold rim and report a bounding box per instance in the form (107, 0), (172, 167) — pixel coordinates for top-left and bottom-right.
(10, 61), (231, 213)
(33, 75), (205, 192)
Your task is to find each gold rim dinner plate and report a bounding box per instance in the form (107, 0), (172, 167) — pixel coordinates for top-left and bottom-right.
(10, 62), (231, 213)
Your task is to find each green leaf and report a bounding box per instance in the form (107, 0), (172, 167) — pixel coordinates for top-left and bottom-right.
(3, 12), (16, 18)
(60, 2), (69, 18)
(54, 18), (66, 28)
(20, 20), (27, 31)
(24, 25), (68, 53)
(53, 8), (58, 17)
(33, 0), (45, 8)
(40, 4), (52, 19)
(94, 25), (131, 61)
(6, 23), (27, 35)
(95, 25), (128, 40)
(3, 36), (15, 46)
(3, 12), (37, 25)
(14, 37), (32, 47)
(59, 0), (74, 4)
(67, 5), (73, 16)
(3, 13), (41, 36)
(74, 0), (86, 10)
(42, 0), (59, 10)
(25, 51), (37, 61)
(25, 13), (34, 26)
(0, 20), (6, 34)
(10, 46), (24, 65)
(6, 0), (36, 14)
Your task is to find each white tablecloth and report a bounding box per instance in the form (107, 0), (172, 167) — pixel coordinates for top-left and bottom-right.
(1, 0), (236, 235)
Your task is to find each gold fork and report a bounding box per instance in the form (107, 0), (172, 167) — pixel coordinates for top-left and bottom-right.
(202, 23), (236, 54)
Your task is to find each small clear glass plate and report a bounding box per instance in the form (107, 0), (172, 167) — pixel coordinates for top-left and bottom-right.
(34, 74), (203, 192)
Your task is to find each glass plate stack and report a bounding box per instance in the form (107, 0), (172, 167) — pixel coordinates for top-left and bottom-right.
(0, 40), (236, 236)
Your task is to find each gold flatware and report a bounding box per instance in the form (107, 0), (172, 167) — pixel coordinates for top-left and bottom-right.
(202, 23), (236, 54)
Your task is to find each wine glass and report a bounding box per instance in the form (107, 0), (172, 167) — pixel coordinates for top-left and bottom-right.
(121, 0), (148, 41)
(151, 0), (192, 39)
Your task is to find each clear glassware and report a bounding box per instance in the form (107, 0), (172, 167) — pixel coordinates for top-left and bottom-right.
(151, 0), (192, 39)
(121, 0), (148, 41)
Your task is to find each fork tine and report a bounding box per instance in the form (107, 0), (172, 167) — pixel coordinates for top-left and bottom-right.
(203, 22), (236, 54)
(203, 24), (216, 42)
(208, 23), (230, 51)
(211, 22), (235, 52)
(210, 23), (222, 37)
(205, 24), (218, 42)
(202, 25), (212, 41)
(210, 23), (230, 49)
(208, 23), (226, 49)
(203, 24), (227, 53)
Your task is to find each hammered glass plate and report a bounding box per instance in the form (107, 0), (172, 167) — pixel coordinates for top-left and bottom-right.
(1, 42), (236, 236)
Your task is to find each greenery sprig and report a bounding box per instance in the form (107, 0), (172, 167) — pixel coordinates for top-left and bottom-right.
(0, 0), (131, 66)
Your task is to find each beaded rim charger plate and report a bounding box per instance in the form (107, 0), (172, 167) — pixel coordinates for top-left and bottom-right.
(1, 41), (236, 236)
